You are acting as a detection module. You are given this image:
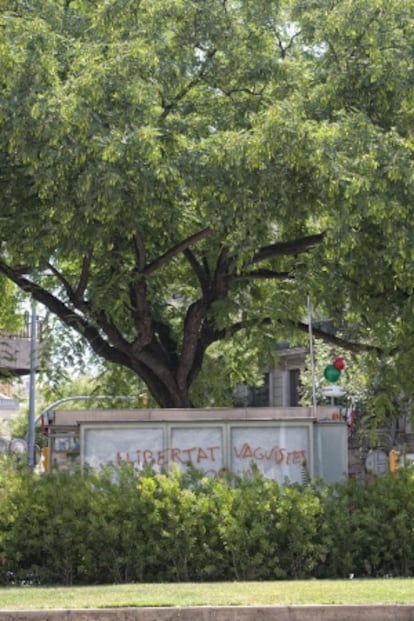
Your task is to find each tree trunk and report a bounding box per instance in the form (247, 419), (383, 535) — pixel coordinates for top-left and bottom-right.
(130, 358), (195, 408)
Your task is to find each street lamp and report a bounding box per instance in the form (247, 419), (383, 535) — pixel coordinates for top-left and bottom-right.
(27, 299), (37, 469)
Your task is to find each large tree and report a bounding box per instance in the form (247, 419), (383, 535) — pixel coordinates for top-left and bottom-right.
(0, 0), (413, 407)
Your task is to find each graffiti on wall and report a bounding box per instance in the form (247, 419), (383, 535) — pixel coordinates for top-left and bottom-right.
(83, 424), (310, 482)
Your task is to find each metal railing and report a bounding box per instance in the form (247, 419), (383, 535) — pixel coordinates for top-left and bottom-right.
(0, 314), (45, 340)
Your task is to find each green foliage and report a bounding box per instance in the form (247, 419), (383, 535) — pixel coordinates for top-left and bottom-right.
(1, 0), (413, 407)
(216, 470), (322, 580)
(2, 460), (414, 585)
(0, 279), (23, 333)
(316, 472), (414, 578)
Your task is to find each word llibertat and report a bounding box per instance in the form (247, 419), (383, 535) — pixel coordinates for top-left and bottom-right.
(116, 443), (306, 468)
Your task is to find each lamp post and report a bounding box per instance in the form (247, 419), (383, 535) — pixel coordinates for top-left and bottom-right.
(307, 296), (317, 418)
(27, 299), (37, 469)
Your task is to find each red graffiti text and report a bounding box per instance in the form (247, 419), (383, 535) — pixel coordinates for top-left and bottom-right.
(116, 445), (221, 467)
(233, 443), (306, 465)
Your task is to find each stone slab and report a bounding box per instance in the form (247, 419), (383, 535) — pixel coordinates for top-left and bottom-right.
(1, 607), (414, 621)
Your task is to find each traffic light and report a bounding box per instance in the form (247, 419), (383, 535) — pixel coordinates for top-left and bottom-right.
(389, 449), (400, 472)
(40, 447), (49, 473)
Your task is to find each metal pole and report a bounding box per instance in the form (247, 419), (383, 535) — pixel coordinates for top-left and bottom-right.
(34, 395), (141, 428)
(307, 296), (317, 418)
(27, 300), (37, 469)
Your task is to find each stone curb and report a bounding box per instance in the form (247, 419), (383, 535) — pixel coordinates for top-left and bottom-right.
(1, 606), (414, 621)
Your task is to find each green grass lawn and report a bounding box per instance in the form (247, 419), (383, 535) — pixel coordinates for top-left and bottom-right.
(0, 580), (414, 610)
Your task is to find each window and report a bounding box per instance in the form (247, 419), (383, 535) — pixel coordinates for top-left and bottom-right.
(250, 373), (270, 407)
(289, 369), (301, 406)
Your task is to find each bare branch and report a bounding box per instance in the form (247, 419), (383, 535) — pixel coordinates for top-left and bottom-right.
(160, 48), (217, 121)
(275, 29), (302, 59)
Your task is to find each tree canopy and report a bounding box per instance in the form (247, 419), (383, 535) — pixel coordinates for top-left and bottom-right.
(0, 0), (413, 407)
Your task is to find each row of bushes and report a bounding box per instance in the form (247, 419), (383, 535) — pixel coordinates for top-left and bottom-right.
(1, 460), (414, 585)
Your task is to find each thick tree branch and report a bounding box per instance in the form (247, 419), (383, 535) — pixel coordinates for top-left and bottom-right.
(294, 321), (383, 355)
(0, 261), (132, 366)
(153, 320), (178, 367)
(144, 227), (214, 275)
(132, 230), (146, 271)
(46, 262), (77, 300)
(184, 248), (210, 295)
(251, 232), (325, 265)
(213, 247), (233, 297)
(74, 253), (92, 300)
(176, 247), (233, 390)
(177, 299), (208, 391)
(233, 269), (292, 281)
(123, 232), (153, 347)
(4, 266), (181, 409)
(46, 260), (132, 353)
(129, 278), (154, 349)
(203, 313), (383, 356)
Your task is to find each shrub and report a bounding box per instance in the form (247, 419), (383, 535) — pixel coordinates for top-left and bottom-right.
(1, 459), (414, 584)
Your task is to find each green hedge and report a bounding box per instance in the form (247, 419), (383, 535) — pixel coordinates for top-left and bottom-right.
(1, 459), (413, 585)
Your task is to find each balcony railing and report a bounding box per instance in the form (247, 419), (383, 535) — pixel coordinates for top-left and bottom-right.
(0, 316), (45, 376)
(0, 313), (45, 340)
